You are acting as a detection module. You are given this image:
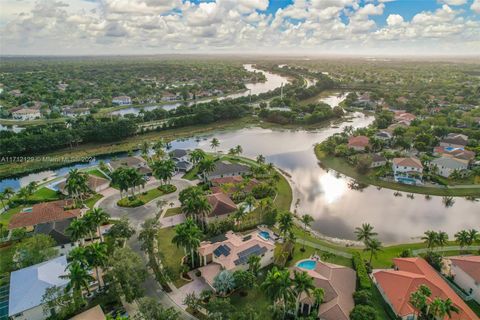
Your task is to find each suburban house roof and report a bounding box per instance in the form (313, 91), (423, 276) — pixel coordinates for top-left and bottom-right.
(58, 174), (109, 194)
(394, 112), (416, 123)
(9, 256), (69, 317)
(434, 146), (475, 161)
(210, 176), (259, 195)
(348, 136), (370, 148)
(373, 258), (477, 320)
(112, 95), (131, 100)
(70, 305), (106, 320)
(441, 133), (468, 146)
(9, 200), (81, 230)
(175, 160), (192, 170)
(169, 149), (188, 158)
(108, 156), (147, 171)
(34, 218), (74, 246)
(449, 256), (480, 283)
(211, 176), (244, 185)
(206, 193), (237, 217)
(431, 156), (469, 170)
(198, 230), (275, 271)
(207, 161), (250, 178)
(292, 260), (356, 320)
(375, 131), (392, 138)
(12, 108), (40, 115)
(371, 154), (386, 162)
(393, 157), (423, 169)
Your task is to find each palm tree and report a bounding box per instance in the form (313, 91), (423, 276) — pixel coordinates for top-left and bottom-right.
(261, 267), (293, 314)
(66, 169), (89, 205)
(277, 268), (294, 317)
(422, 230), (438, 251)
(436, 231), (449, 252)
(17, 187), (29, 204)
(189, 149), (206, 165)
(0, 193), (6, 210)
(355, 223), (378, 246)
(278, 211), (294, 239)
(86, 242), (108, 288)
(26, 181), (38, 198)
(152, 159), (176, 186)
(312, 287), (324, 309)
(61, 261), (95, 305)
(140, 141), (150, 159)
(89, 208), (109, 242)
(172, 219), (202, 268)
(234, 204), (248, 225)
(256, 154), (266, 164)
(364, 238), (383, 264)
(248, 255), (261, 276)
(455, 230), (470, 251)
(300, 214), (314, 251)
(292, 270), (315, 315)
(442, 298), (460, 318)
(67, 218), (89, 246)
(258, 197), (274, 221)
(467, 229), (479, 245)
(68, 246), (89, 268)
(210, 138), (220, 153)
(235, 145), (243, 156)
(198, 158), (216, 183)
(3, 187), (14, 201)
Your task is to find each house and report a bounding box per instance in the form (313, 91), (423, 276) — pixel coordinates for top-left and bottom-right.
(433, 146), (475, 162)
(204, 193), (237, 225)
(107, 156), (152, 176)
(8, 200), (83, 231)
(34, 218), (78, 255)
(197, 230), (275, 290)
(70, 305), (106, 320)
(8, 256), (69, 320)
(373, 257), (477, 320)
(161, 92), (180, 101)
(112, 95), (132, 106)
(447, 256), (480, 303)
(370, 154), (387, 168)
(375, 130), (392, 141)
(385, 123), (408, 134)
(63, 107), (90, 117)
(57, 174), (110, 194)
(394, 111), (416, 125)
(292, 259), (356, 320)
(207, 161), (251, 179)
(392, 157), (423, 184)
(169, 149), (193, 172)
(440, 133), (468, 149)
(11, 108), (41, 121)
(431, 156), (469, 178)
(348, 136), (370, 151)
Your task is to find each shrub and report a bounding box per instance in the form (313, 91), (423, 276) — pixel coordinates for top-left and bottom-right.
(424, 251), (443, 271)
(353, 252), (372, 290)
(158, 184), (177, 194)
(353, 290), (373, 306)
(117, 197), (145, 208)
(349, 305), (377, 320)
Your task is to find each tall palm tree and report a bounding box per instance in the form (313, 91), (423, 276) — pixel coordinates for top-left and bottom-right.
(436, 231), (449, 252)
(172, 219), (202, 268)
(189, 149), (206, 165)
(68, 246), (89, 268)
(467, 229), (479, 245)
(261, 267), (293, 313)
(61, 261), (95, 305)
(278, 211), (294, 239)
(355, 223), (378, 246)
(26, 181), (38, 197)
(258, 197), (274, 221)
(210, 138), (220, 153)
(442, 298), (460, 318)
(17, 187), (29, 204)
(235, 145), (243, 156)
(277, 268), (294, 317)
(89, 208), (110, 243)
(292, 270), (315, 315)
(2, 187), (14, 200)
(364, 238), (383, 264)
(256, 154), (266, 164)
(455, 230), (470, 251)
(86, 242), (108, 288)
(198, 158), (216, 183)
(140, 141), (150, 159)
(67, 219), (89, 246)
(66, 169), (89, 205)
(300, 214), (314, 251)
(0, 193), (6, 210)
(422, 230), (438, 251)
(248, 255), (261, 276)
(312, 287), (324, 309)
(152, 159), (176, 186)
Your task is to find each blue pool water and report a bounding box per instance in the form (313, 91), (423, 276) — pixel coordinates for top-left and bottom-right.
(259, 231), (270, 240)
(297, 260), (317, 270)
(396, 177), (417, 185)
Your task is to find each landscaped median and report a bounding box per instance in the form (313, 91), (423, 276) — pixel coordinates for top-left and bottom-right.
(314, 145), (480, 197)
(117, 184), (176, 208)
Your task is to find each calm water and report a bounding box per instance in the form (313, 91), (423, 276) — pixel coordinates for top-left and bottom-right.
(111, 64), (291, 116)
(1, 93), (478, 243)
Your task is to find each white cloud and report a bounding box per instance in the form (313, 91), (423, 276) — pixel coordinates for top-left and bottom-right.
(386, 14), (404, 26)
(472, 0), (480, 13)
(438, 0), (467, 5)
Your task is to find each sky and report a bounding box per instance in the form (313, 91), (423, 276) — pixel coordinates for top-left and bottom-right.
(0, 0), (479, 56)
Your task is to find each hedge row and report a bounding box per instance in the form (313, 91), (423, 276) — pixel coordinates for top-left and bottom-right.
(353, 252), (371, 290)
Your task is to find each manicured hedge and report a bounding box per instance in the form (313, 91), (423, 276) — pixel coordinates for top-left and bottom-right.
(353, 252), (371, 290)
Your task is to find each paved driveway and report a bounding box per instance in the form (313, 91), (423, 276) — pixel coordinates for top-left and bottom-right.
(96, 177), (194, 228)
(169, 271), (210, 309)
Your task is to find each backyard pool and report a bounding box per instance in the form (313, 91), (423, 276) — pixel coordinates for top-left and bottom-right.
(395, 177), (419, 185)
(259, 231), (270, 240)
(297, 260), (317, 270)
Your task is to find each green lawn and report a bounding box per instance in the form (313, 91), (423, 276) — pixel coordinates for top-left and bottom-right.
(164, 207), (182, 217)
(85, 193), (103, 209)
(274, 173), (292, 211)
(0, 206), (23, 226)
(287, 243), (352, 268)
(156, 227), (190, 288)
(315, 146), (480, 197)
(117, 185), (177, 207)
(87, 168), (110, 179)
(182, 167), (200, 180)
(0, 245), (15, 280)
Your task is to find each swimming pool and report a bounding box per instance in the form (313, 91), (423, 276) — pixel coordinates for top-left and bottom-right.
(297, 260), (317, 270)
(259, 231), (270, 240)
(395, 177), (418, 185)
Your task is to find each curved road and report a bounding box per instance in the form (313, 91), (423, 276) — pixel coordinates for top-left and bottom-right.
(95, 176), (197, 319)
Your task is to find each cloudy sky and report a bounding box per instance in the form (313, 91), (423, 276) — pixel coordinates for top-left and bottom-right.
(1, 0), (479, 55)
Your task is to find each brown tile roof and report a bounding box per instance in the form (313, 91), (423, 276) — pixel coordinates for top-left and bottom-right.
(449, 256), (480, 283)
(434, 146), (475, 161)
(293, 260), (356, 320)
(58, 174), (109, 193)
(70, 305), (106, 320)
(9, 200), (81, 230)
(206, 193), (237, 217)
(210, 176), (244, 186)
(373, 258), (477, 320)
(393, 157), (423, 169)
(348, 135), (369, 148)
(210, 176), (259, 196)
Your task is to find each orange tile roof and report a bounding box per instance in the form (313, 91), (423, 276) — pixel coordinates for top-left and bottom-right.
(373, 257), (477, 320)
(348, 135), (370, 148)
(449, 256), (480, 283)
(207, 193), (237, 217)
(9, 200), (81, 230)
(393, 157), (423, 169)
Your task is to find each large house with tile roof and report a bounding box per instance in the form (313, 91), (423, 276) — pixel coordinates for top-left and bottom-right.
(204, 193), (237, 225)
(373, 257), (477, 320)
(57, 174), (110, 194)
(292, 260), (356, 320)
(347, 135), (370, 151)
(440, 133), (468, 149)
(448, 256), (480, 303)
(197, 230), (275, 290)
